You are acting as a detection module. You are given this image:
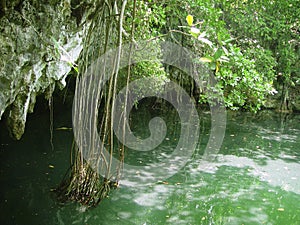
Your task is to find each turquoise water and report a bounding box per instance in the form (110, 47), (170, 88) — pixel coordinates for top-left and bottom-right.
(0, 104), (299, 225)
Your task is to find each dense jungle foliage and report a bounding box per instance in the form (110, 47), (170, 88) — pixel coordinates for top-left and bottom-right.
(111, 0), (299, 112)
(1, 0), (299, 139)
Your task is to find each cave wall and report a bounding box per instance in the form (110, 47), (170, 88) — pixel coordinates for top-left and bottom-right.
(0, 0), (94, 139)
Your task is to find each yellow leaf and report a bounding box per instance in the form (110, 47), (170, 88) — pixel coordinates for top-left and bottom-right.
(216, 61), (220, 73)
(186, 15), (193, 26)
(56, 127), (72, 131)
(200, 57), (212, 63)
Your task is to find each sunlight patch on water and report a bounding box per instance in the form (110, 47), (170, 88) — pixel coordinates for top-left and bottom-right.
(196, 154), (300, 194)
(258, 128), (299, 143)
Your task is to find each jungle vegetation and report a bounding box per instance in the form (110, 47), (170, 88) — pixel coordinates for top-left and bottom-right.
(0, 0), (299, 210)
(52, 0), (299, 206)
(52, 0), (300, 206)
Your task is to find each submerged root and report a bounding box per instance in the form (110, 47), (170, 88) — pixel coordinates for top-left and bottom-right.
(54, 161), (118, 207)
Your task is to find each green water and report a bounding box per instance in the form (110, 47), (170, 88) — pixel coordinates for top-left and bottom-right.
(0, 104), (299, 225)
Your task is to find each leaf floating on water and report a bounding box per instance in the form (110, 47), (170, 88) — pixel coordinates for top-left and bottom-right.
(277, 208), (284, 211)
(157, 180), (169, 185)
(56, 127), (72, 131)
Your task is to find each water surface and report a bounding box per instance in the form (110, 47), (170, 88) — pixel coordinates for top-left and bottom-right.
(0, 105), (299, 225)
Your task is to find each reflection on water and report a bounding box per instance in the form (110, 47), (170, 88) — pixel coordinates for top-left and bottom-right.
(0, 107), (299, 224)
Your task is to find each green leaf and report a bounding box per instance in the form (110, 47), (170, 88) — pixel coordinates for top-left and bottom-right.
(186, 15), (193, 26)
(74, 67), (79, 74)
(217, 33), (222, 44)
(224, 38), (235, 43)
(209, 62), (216, 70)
(213, 48), (223, 60)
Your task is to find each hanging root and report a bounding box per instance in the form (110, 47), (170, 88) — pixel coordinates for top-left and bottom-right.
(54, 0), (127, 208)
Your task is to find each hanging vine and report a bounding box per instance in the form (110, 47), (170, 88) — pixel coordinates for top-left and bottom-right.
(55, 0), (131, 207)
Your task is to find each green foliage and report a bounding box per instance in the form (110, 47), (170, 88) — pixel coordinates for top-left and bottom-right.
(217, 44), (277, 112)
(121, 61), (169, 102)
(119, 0), (169, 92)
(160, 0), (298, 111)
(121, 0), (299, 112)
(124, 1), (167, 40)
(220, 0), (300, 109)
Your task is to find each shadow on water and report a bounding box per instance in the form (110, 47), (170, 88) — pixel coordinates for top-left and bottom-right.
(0, 103), (299, 224)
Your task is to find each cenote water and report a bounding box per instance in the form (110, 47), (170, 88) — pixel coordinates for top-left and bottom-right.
(0, 101), (299, 225)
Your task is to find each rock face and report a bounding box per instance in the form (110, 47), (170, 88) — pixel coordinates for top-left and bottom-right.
(0, 0), (93, 139)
